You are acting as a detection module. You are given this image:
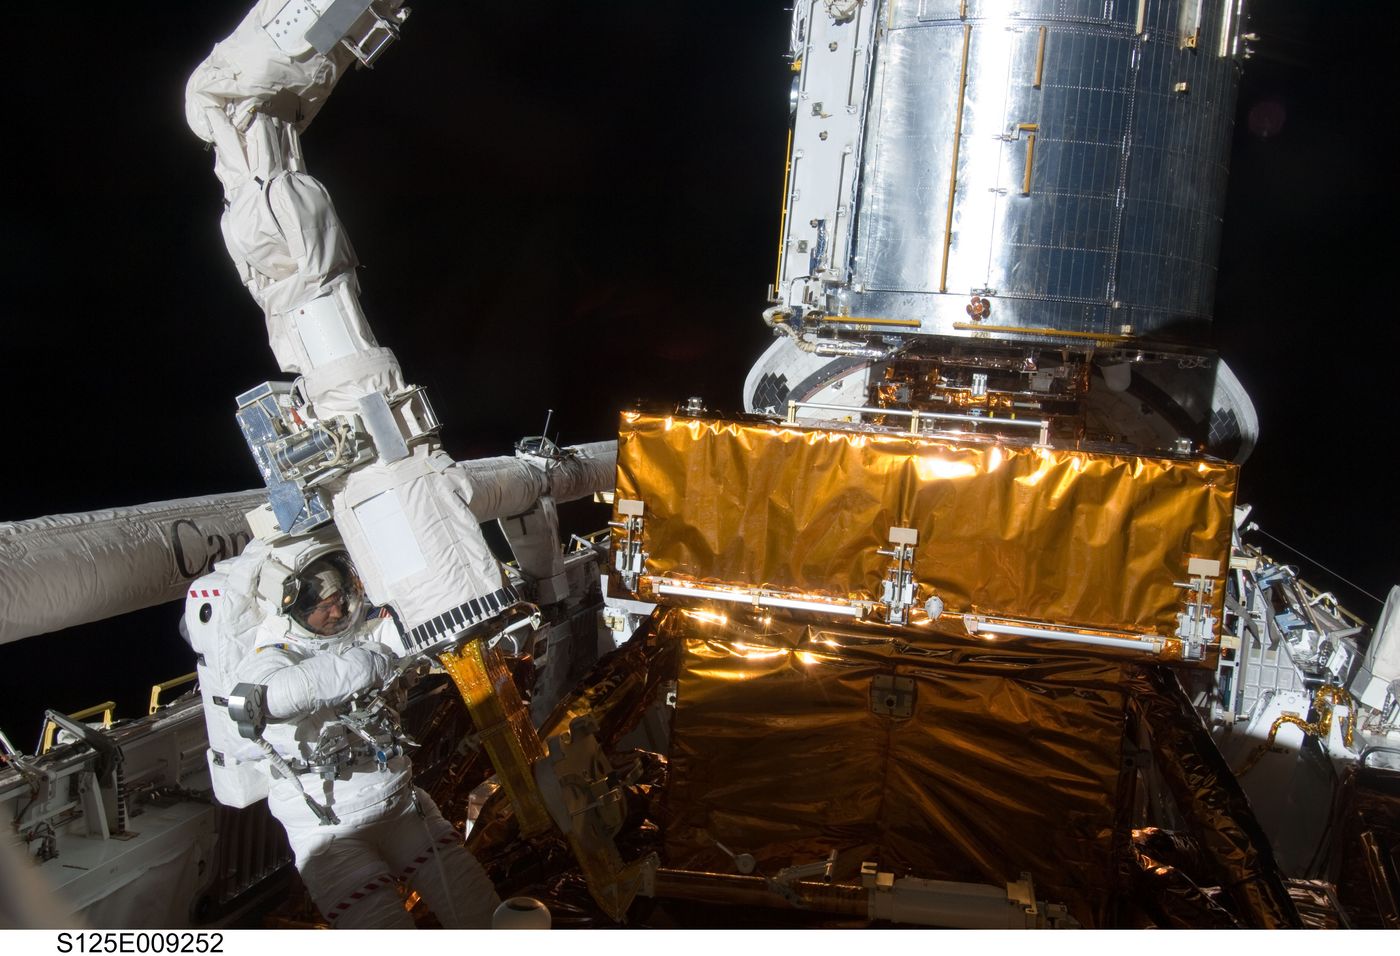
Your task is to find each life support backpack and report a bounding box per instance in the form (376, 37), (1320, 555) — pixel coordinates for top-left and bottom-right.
(184, 541), (273, 808)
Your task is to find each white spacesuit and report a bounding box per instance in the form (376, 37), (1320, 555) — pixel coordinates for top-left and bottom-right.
(232, 550), (500, 929)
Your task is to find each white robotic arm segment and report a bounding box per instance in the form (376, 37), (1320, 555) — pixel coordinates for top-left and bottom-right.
(197, 1), (529, 663)
(268, 172), (358, 290)
(184, 1), (369, 145)
(188, 3), (390, 379)
(456, 441), (618, 521)
(332, 451), (509, 647)
(207, 109), (371, 375)
(297, 341), (404, 419)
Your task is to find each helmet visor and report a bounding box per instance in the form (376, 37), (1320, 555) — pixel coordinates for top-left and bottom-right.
(286, 552), (364, 638)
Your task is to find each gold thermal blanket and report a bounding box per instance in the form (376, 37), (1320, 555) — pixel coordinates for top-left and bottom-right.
(615, 412), (1236, 648)
(659, 606), (1133, 927)
(602, 413), (1267, 927)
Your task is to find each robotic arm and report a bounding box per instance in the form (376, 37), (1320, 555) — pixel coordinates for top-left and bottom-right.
(188, 2), (521, 660)
(185, 0), (390, 367)
(190, 4), (652, 912)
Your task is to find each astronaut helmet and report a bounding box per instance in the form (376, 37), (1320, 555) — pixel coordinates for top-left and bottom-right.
(281, 550), (365, 643)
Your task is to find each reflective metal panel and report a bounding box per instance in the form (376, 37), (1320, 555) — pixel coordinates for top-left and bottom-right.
(778, 0), (1247, 345)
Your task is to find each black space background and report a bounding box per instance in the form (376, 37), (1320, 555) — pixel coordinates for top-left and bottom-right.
(1, 2), (1396, 745)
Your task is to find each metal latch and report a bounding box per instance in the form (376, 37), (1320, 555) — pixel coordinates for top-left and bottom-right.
(610, 499), (647, 591)
(306, 0), (408, 67)
(860, 861), (895, 891)
(1175, 557), (1221, 660)
(766, 850), (840, 905)
(878, 527), (919, 625)
(774, 849), (837, 888)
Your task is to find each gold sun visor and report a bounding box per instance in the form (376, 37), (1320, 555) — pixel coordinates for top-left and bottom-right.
(614, 412), (1236, 663)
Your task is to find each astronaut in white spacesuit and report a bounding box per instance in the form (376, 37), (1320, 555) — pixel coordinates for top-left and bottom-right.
(231, 550), (501, 929)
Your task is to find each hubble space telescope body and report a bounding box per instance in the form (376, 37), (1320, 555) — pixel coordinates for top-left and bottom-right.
(1, 0), (1398, 930)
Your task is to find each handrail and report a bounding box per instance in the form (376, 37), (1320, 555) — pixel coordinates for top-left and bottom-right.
(785, 400), (1051, 443)
(40, 701), (116, 755)
(149, 672), (199, 715)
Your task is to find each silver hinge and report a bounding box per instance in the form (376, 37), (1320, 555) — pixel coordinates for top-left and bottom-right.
(610, 499), (648, 591)
(878, 527), (919, 625)
(1175, 557), (1221, 660)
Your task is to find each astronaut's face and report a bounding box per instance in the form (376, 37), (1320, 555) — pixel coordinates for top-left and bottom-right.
(286, 551), (364, 640)
(304, 590), (348, 635)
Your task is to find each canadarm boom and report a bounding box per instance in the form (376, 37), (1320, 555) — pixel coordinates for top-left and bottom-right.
(187, 3), (523, 659)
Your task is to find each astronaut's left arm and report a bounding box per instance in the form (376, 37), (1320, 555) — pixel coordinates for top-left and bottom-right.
(234, 639), (394, 720)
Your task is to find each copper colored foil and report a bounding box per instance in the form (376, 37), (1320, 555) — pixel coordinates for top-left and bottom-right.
(1125, 830), (1241, 928)
(439, 639), (553, 836)
(659, 606), (1134, 927)
(615, 413), (1235, 649)
(1124, 667), (1301, 928)
(538, 617), (679, 744)
(1285, 880), (1348, 930)
(1333, 765), (1400, 928)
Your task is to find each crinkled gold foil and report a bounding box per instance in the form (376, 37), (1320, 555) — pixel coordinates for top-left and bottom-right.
(441, 636), (659, 922)
(1124, 667), (1301, 928)
(1285, 880), (1347, 930)
(615, 413), (1235, 651)
(1124, 828), (1242, 928)
(659, 605), (1133, 927)
(1334, 765), (1400, 928)
(439, 640), (553, 836)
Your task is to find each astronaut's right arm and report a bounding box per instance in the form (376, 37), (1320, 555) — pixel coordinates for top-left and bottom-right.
(234, 637), (394, 720)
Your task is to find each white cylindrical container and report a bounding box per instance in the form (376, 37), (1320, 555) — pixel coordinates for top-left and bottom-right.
(492, 897), (551, 929)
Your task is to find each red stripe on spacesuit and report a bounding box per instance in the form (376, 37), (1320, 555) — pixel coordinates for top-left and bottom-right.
(396, 835), (460, 878)
(328, 874), (395, 919)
